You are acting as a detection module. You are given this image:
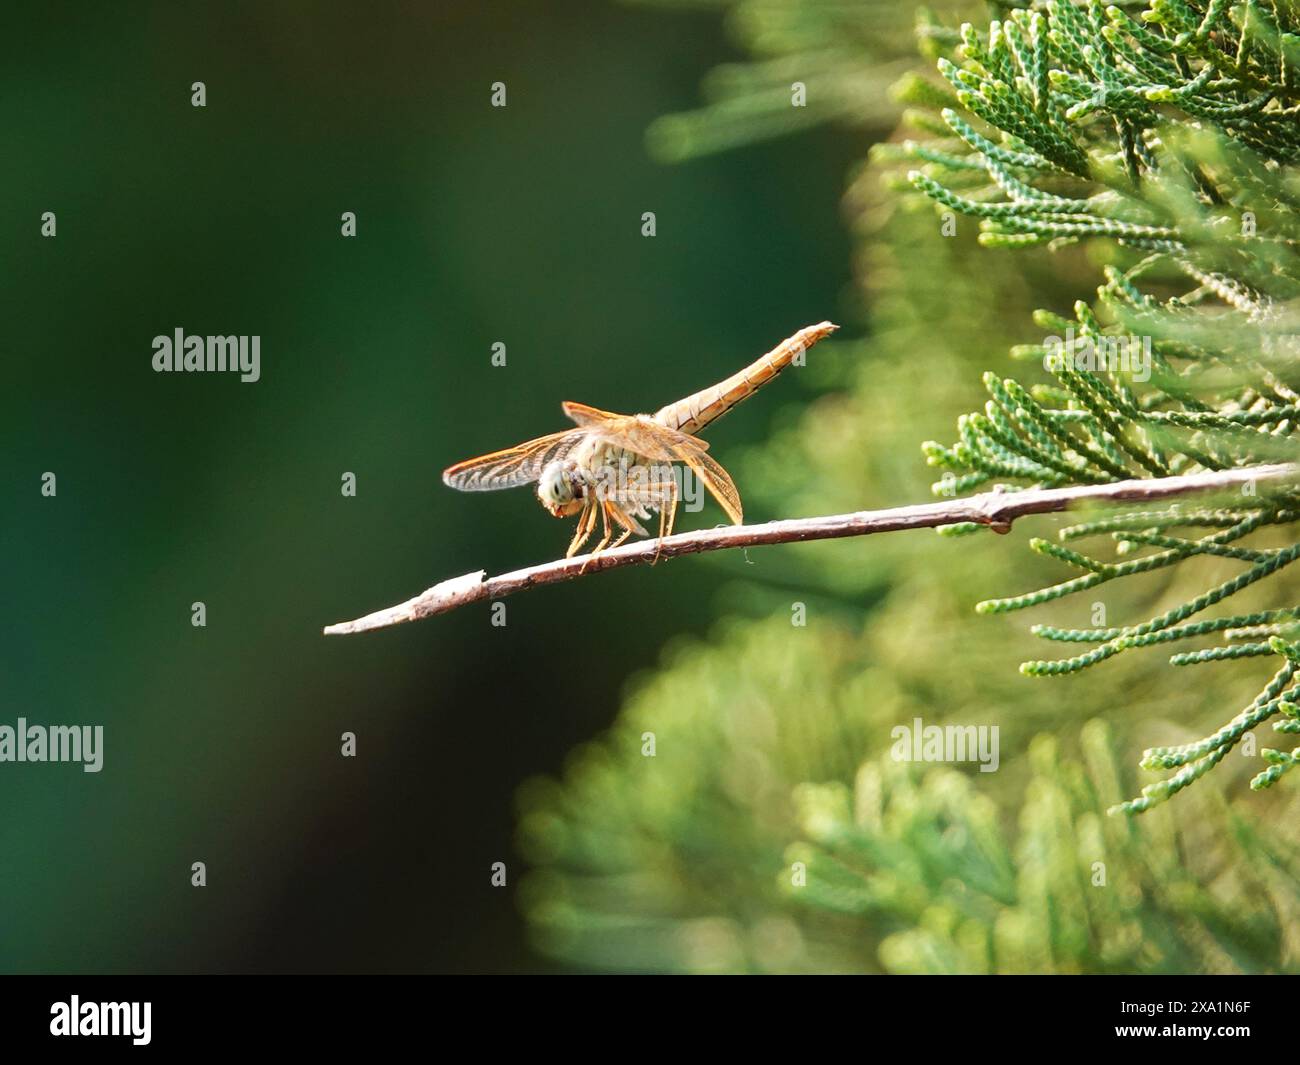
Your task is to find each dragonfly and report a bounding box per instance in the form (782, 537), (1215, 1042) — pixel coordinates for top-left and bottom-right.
(442, 321), (838, 560)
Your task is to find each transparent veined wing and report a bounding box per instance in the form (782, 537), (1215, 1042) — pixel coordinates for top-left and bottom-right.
(441, 429), (590, 492)
(561, 401), (623, 427)
(672, 445), (742, 524)
(563, 404), (710, 454)
(616, 419), (740, 524)
(615, 417), (711, 459)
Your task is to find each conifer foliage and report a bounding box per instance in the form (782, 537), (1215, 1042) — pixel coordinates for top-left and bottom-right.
(893, 0), (1300, 809)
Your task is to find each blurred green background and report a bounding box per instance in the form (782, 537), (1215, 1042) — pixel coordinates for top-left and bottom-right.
(7, 0), (1300, 974)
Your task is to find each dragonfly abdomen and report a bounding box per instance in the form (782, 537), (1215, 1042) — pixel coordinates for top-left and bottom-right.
(652, 321), (837, 437)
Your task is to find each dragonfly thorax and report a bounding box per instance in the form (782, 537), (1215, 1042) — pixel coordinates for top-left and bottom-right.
(537, 444), (661, 519)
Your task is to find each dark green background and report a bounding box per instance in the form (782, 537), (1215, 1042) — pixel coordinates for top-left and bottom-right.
(2, 1), (856, 971)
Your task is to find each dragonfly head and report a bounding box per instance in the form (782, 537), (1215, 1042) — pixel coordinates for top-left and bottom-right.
(537, 460), (585, 517)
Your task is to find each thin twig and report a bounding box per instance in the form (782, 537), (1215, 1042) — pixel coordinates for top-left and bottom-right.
(323, 463), (1300, 634)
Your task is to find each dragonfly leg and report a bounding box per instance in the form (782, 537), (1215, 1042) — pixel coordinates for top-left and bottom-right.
(578, 502), (615, 574)
(615, 478), (678, 564)
(565, 499), (598, 558)
(603, 501), (642, 552)
(651, 479), (679, 565)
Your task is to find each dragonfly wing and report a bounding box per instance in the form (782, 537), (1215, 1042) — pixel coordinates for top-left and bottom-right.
(442, 429), (588, 491)
(675, 445), (743, 525)
(608, 418), (736, 520)
(618, 418), (711, 461)
(562, 401), (626, 427)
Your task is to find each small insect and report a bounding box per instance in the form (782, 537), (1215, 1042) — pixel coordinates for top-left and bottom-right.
(442, 322), (838, 559)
